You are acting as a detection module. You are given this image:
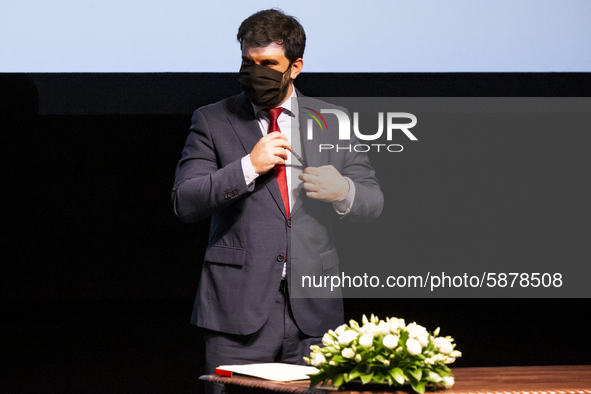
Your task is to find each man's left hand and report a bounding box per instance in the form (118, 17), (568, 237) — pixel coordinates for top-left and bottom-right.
(299, 165), (349, 203)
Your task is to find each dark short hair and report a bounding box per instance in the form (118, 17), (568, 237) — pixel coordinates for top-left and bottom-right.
(237, 9), (306, 64)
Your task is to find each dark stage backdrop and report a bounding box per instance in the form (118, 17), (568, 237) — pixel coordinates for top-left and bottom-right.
(1, 73), (590, 392)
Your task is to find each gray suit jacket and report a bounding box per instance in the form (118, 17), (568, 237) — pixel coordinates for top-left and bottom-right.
(172, 90), (383, 337)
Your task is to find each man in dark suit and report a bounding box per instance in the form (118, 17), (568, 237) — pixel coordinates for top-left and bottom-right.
(172, 9), (383, 373)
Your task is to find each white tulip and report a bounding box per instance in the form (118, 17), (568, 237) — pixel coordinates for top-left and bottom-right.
(354, 354), (362, 363)
(433, 337), (453, 354)
(406, 338), (422, 355)
(429, 371), (443, 382)
(335, 324), (347, 336)
(360, 322), (378, 337)
(341, 348), (355, 359)
(445, 357), (456, 364)
(406, 323), (428, 339)
(377, 321), (391, 335)
(312, 353), (326, 367)
(390, 319), (399, 332)
(322, 333), (334, 346)
(382, 334), (399, 349)
(383, 360), (390, 367)
(417, 334), (429, 347)
(359, 334), (374, 348)
(443, 376), (455, 388)
(338, 330), (359, 346)
(433, 354), (446, 362)
(398, 318), (406, 329)
(450, 350), (462, 358)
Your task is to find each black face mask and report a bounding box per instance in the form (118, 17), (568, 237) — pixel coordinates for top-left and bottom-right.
(238, 63), (291, 108)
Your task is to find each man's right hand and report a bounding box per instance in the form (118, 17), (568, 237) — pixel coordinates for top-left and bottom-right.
(250, 132), (292, 174)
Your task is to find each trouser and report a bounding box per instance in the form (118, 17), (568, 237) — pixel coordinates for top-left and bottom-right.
(203, 283), (322, 375)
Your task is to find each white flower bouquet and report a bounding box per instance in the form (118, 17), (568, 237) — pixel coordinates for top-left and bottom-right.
(304, 314), (461, 392)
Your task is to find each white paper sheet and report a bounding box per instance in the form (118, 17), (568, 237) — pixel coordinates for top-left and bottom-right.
(216, 363), (319, 381)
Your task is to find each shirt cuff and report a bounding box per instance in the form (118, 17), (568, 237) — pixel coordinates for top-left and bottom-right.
(332, 177), (356, 215)
(241, 154), (259, 188)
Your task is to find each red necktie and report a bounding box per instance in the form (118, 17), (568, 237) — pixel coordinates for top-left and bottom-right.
(268, 108), (290, 218)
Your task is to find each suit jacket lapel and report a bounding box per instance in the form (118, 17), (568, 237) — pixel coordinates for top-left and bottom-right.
(227, 92), (288, 219)
(227, 93), (261, 155)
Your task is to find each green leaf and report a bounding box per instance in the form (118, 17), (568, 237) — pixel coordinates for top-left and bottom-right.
(411, 380), (426, 394)
(386, 375), (394, 386)
(349, 369), (361, 380)
(331, 355), (345, 363)
(373, 371), (385, 384)
(360, 371), (374, 384)
(390, 368), (405, 385)
(332, 373), (345, 387)
(409, 368), (422, 381)
(308, 372), (326, 388)
(399, 330), (409, 343)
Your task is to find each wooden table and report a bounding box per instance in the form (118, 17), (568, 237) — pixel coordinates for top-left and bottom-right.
(200, 365), (591, 394)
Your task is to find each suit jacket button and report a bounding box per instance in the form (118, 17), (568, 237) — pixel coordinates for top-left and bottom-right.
(232, 189), (238, 196)
(277, 254), (285, 262)
(287, 219), (292, 227)
(224, 193), (230, 199)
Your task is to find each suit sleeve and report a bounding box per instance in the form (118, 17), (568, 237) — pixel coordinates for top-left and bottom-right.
(338, 126), (384, 223)
(171, 108), (251, 223)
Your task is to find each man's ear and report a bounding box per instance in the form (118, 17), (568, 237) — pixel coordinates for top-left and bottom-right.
(290, 58), (304, 80)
